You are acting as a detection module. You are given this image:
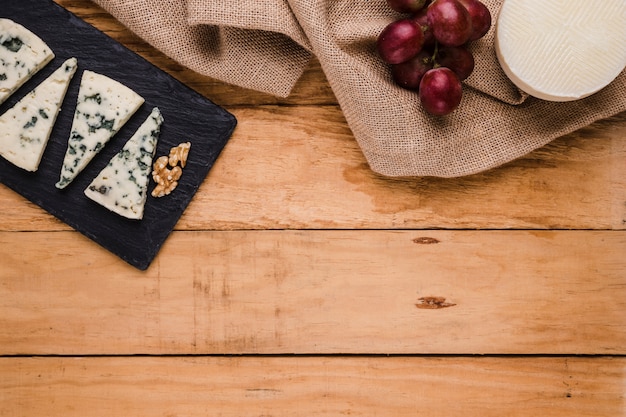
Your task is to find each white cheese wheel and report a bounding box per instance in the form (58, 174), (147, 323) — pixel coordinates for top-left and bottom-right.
(495, 0), (626, 102)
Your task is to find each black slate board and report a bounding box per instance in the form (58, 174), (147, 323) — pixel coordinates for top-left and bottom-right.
(0, 1), (237, 270)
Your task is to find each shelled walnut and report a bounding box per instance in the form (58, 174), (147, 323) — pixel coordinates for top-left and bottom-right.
(169, 141), (191, 168)
(151, 142), (191, 198)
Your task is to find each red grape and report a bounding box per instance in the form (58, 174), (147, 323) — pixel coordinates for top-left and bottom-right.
(419, 67), (462, 115)
(411, 8), (436, 48)
(427, 0), (473, 47)
(378, 0), (490, 116)
(391, 50), (434, 90)
(377, 18), (425, 64)
(386, 0), (428, 14)
(456, 0), (491, 40)
(435, 45), (474, 80)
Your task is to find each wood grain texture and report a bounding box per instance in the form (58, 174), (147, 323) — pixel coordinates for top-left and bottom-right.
(1, 356), (624, 417)
(2, 0), (625, 414)
(1, 230), (624, 355)
(1, 108), (625, 232)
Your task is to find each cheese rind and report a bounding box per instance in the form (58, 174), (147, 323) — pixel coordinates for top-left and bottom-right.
(0, 18), (55, 105)
(0, 57), (78, 171)
(495, 0), (626, 101)
(84, 107), (163, 220)
(56, 70), (144, 189)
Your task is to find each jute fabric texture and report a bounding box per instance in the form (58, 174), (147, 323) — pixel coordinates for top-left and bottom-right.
(93, 0), (626, 177)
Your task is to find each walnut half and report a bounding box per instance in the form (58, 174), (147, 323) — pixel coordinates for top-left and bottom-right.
(169, 142), (191, 168)
(151, 142), (191, 198)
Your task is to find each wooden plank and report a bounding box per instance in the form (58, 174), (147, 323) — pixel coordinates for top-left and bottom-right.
(1, 108), (625, 232)
(182, 108), (626, 231)
(0, 189), (66, 231)
(1, 230), (624, 355)
(1, 356), (623, 417)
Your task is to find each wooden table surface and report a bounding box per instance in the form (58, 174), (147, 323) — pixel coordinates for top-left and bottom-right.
(2, 1), (626, 415)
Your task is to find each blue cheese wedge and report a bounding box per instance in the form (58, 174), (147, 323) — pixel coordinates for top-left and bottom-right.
(56, 70), (144, 189)
(0, 58), (78, 171)
(0, 18), (55, 105)
(84, 107), (163, 220)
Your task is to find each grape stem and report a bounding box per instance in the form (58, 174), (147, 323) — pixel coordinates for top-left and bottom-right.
(431, 41), (441, 68)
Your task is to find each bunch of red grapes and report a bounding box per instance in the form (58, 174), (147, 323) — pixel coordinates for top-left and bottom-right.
(377, 0), (492, 116)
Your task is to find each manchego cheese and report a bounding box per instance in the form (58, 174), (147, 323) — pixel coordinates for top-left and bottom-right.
(495, 0), (626, 101)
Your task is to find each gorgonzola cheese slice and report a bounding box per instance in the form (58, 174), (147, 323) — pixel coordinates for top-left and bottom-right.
(0, 58), (78, 171)
(0, 18), (55, 105)
(84, 107), (163, 220)
(56, 70), (144, 189)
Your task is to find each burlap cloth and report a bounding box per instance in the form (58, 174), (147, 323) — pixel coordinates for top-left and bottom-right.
(94, 0), (626, 178)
